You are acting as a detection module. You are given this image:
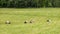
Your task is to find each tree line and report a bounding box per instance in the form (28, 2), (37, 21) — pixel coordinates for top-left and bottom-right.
(0, 0), (60, 8)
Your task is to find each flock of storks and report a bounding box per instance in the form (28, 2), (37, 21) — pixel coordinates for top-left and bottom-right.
(5, 19), (51, 24)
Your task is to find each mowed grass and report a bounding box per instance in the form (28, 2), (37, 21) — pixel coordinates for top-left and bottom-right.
(0, 8), (60, 34)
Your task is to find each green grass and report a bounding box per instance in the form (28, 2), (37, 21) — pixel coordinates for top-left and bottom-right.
(0, 8), (60, 34)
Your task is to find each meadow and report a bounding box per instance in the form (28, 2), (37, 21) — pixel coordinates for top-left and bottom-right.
(0, 8), (60, 34)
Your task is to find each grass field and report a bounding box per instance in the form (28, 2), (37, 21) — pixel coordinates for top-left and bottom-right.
(0, 8), (60, 34)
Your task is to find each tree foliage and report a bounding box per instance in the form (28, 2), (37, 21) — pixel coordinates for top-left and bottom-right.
(0, 0), (60, 8)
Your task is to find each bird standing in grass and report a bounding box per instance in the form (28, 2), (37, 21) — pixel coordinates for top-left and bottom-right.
(47, 19), (51, 24)
(30, 20), (32, 23)
(47, 20), (50, 22)
(47, 19), (51, 22)
(24, 21), (27, 24)
(5, 20), (11, 24)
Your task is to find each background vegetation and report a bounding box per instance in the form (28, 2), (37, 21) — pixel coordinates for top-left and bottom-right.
(0, 0), (60, 8)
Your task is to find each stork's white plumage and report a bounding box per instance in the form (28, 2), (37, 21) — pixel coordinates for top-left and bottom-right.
(5, 20), (11, 24)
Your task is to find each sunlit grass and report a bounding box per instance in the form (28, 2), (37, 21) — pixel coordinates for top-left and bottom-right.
(0, 8), (60, 34)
